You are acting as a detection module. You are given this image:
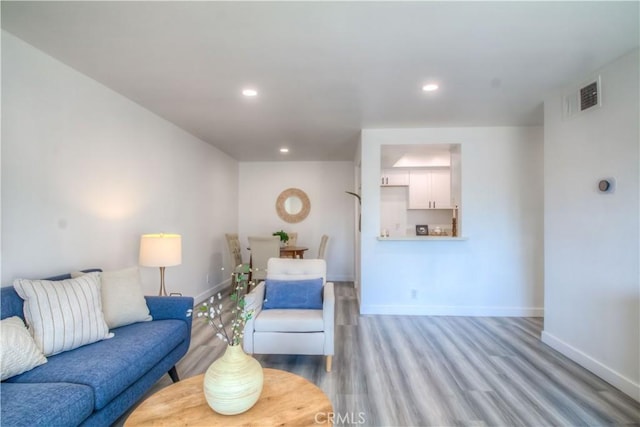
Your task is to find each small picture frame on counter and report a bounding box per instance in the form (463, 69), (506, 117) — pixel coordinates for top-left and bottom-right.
(416, 225), (429, 236)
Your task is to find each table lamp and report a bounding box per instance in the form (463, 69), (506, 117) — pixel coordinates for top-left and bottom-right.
(139, 233), (182, 296)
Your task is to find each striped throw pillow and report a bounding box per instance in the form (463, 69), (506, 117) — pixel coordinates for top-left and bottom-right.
(13, 273), (114, 356)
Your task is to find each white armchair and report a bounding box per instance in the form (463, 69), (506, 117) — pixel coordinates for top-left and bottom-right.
(242, 258), (335, 372)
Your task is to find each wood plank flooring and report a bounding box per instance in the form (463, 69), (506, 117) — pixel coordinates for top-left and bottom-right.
(116, 282), (640, 426)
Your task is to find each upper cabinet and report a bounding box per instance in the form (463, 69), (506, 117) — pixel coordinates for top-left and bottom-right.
(408, 169), (451, 209)
(380, 169), (409, 186)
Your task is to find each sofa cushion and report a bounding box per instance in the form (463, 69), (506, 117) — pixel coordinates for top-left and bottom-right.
(13, 273), (113, 356)
(1, 316), (47, 381)
(75, 267), (153, 329)
(6, 319), (187, 410)
(254, 309), (324, 332)
(263, 278), (323, 309)
(101, 267), (152, 328)
(0, 382), (94, 427)
(0, 287), (25, 321)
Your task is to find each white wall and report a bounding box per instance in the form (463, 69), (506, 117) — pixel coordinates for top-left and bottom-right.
(238, 161), (355, 281)
(360, 127), (544, 316)
(353, 140), (362, 304)
(0, 34), (3, 284)
(1, 31), (239, 301)
(542, 49), (639, 400)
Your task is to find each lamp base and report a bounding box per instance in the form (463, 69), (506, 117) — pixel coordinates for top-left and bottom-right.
(159, 266), (168, 296)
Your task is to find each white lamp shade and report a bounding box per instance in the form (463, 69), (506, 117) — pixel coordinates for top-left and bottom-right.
(139, 234), (182, 267)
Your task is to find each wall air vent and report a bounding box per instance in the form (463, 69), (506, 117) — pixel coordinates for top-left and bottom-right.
(580, 81), (599, 111)
(563, 75), (602, 119)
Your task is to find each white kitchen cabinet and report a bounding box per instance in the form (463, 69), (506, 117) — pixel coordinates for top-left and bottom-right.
(408, 169), (451, 209)
(380, 169), (409, 186)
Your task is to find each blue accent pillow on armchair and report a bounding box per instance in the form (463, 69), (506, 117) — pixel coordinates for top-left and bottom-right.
(263, 278), (324, 309)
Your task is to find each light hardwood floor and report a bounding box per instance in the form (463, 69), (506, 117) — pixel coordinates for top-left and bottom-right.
(117, 282), (640, 426)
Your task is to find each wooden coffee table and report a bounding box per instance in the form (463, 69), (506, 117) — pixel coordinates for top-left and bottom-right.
(125, 368), (333, 426)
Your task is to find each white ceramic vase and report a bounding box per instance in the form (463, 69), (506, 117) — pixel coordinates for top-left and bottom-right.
(203, 344), (264, 415)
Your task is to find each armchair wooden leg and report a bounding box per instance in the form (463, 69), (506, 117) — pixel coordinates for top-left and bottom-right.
(325, 355), (332, 372)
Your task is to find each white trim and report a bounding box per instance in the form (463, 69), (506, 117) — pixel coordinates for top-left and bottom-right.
(541, 331), (640, 402)
(360, 304), (543, 317)
(327, 275), (354, 282)
(376, 236), (468, 241)
(193, 278), (230, 305)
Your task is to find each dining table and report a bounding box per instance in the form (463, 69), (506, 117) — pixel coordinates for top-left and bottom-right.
(279, 246), (309, 259)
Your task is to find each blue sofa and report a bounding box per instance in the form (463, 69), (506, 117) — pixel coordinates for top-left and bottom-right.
(0, 271), (194, 426)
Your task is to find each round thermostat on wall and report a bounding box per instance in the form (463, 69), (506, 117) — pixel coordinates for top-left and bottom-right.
(598, 178), (616, 193)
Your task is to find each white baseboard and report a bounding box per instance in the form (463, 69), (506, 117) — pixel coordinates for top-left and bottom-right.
(359, 304), (543, 317)
(193, 278), (231, 305)
(327, 275), (354, 282)
(541, 331), (640, 401)
(360, 304), (544, 317)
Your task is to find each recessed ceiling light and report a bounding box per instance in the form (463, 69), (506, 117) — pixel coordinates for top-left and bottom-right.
(242, 88), (258, 97)
(280, 148), (289, 153)
(422, 84), (439, 92)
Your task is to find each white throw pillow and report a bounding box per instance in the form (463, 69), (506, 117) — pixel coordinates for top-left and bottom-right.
(99, 267), (152, 329)
(13, 273), (114, 356)
(0, 316), (47, 380)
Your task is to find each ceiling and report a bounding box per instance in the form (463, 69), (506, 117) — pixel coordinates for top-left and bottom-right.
(2, 1), (638, 162)
(381, 144), (455, 169)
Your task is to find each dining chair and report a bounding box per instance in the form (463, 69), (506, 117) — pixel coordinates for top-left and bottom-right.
(247, 236), (280, 284)
(225, 233), (250, 291)
(225, 234), (244, 269)
(317, 235), (329, 259)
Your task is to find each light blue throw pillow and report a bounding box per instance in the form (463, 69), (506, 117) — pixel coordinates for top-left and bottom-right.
(263, 278), (323, 309)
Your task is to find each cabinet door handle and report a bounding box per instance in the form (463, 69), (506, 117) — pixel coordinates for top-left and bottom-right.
(429, 201), (432, 208)
(381, 177), (384, 185)
(433, 201), (436, 208)
(385, 177), (388, 185)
